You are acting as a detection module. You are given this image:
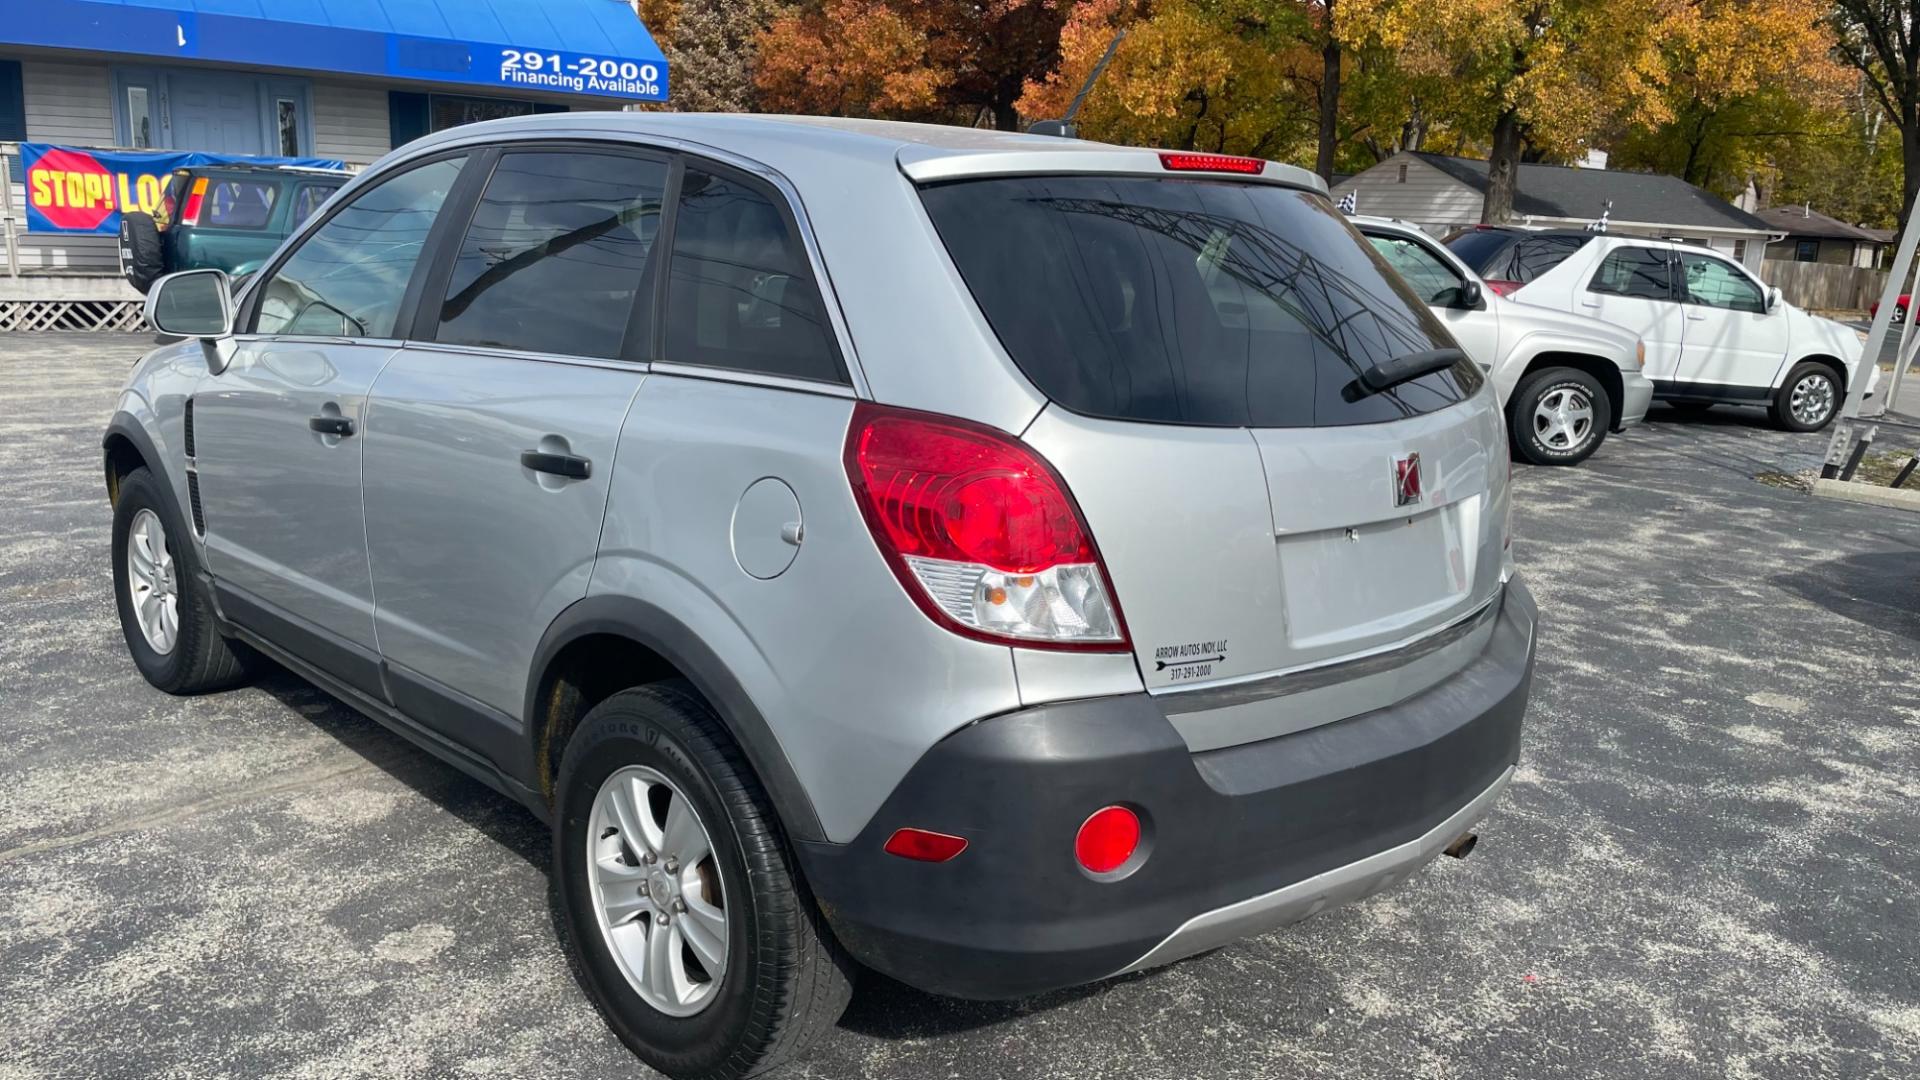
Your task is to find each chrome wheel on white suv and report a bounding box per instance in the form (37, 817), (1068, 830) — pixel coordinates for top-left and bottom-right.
(1509, 367), (1611, 466)
(1771, 361), (1841, 432)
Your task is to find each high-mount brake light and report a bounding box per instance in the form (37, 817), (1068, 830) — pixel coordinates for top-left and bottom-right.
(1158, 153), (1266, 175)
(844, 403), (1129, 651)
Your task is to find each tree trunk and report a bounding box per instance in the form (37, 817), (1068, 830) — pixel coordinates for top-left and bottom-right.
(1315, 35), (1341, 181)
(1903, 97), (1920, 228)
(1482, 107), (1522, 224)
(992, 98), (1020, 132)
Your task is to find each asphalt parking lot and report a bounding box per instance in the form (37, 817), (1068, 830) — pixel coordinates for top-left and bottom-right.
(3, 333), (1917, 1080)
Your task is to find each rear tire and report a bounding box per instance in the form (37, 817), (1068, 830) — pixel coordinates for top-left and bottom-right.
(119, 212), (165, 295)
(1509, 367), (1610, 466)
(555, 682), (853, 1080)
(111, 467), (250, 694)
(1769, 361), (1841, 432)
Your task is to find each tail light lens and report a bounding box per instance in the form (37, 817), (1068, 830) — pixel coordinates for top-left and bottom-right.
(1484, 279), (1523, 297)
(844, 402), (1128, 651)
(178, 178), (209, 227)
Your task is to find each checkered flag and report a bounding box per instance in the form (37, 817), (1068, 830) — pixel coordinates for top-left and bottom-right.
(1336, 190), (1358, 215)
(1586, 200), (1611, 233)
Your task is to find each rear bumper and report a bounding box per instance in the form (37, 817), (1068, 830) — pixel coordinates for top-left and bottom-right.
(798, 579), (1536, 1000)
(1618, 370), (1655, 429)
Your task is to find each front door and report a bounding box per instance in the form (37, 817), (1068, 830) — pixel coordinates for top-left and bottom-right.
(1672, 251), (1789, 390)
(1580, 243), (1686, 381)
(360, 147), (666, 758)
(1365, 231), (1502, 372)
(166, 72), (265, 155)
(195, 154), (472, 695)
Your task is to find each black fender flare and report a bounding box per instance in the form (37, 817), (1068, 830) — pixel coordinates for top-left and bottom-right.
(525, 594), (826, 844)
(102, 411), (188, 533)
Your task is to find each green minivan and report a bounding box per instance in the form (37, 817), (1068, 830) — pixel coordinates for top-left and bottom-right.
(119, 164), (350, 294)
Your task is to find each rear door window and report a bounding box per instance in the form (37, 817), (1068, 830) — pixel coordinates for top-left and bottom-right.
(1508, 235), (1591, 282)
(290, 184), (340, 227)
(1443, 229), (1519, 276)
(919, 175), (1478, 427)
(662, 168), (843, 382)
(1588, 247), (1673, 300)
(202, 179), (277, 229)
(431, 149), (667, 359)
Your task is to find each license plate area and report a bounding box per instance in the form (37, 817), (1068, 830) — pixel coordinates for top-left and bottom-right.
(1277, 496), (1478, 650)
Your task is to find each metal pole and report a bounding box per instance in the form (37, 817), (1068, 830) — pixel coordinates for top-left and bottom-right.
(1824, 190), (1920, 477)
(0, 149), (19, 279)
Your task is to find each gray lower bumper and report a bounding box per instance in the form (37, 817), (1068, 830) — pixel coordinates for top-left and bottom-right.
(1619, 371), (1655, 428)
(1116, 764), (1516, 975)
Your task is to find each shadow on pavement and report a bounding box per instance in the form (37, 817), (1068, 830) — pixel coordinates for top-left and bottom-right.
(1772, 550), (1920, 643)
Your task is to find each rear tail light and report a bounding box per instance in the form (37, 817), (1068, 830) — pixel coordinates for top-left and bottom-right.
(1075, 806), (1141, 874)
(178, 178), (209, 227)
(1483, 279), (1523, 297)
(844, 402), (1128, 651)
(1159, 152), (1265, 175)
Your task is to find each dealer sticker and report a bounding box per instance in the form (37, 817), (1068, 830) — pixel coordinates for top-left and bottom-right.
(1153, 639), (1227, 681)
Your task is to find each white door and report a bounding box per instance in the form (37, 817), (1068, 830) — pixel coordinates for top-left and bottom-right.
(1364, 232), (1501, 370)
(1672, 252), (1789, 391)
(1579, 244), (1686, 382)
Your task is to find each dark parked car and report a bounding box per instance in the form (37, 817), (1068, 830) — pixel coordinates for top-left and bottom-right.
(119, 164), (349, 294)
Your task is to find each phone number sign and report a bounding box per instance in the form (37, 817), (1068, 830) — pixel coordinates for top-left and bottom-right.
(496, 49), (665, 100)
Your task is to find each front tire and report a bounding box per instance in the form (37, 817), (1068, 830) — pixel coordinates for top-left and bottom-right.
(111, 467), (250, 694)
(555, 682), (852, 1080)
(1770, 361), (1841, 432)
(1509, 367), (1610, 466)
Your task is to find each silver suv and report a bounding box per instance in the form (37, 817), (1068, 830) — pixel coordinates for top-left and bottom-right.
(107, 115), (1537, 1080)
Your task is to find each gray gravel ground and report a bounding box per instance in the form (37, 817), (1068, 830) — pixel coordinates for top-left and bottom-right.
(3, 333), (1917, 1080)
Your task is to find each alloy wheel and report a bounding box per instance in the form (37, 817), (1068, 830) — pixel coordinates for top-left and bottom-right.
(586, 765), (730, 1017)
(126, 507), (180, 654)
(1532, 386), (1594, 452)
(1789, 373), (1836, 427)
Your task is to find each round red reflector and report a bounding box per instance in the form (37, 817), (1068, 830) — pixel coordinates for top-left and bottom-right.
(1075, 806), (1141, 874)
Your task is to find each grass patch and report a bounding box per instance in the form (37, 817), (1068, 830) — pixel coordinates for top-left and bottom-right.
(1852, 446), (1919, 487)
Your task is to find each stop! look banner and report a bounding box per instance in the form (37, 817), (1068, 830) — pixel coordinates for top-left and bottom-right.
(19, 144), (346, 235)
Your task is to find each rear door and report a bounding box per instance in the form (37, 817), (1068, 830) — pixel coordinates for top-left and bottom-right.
(920, 174), (1504, 724)
(360, 145), (665, 754)
(1579, 243), (1685, 380)
(1672, 251), (1788, 390)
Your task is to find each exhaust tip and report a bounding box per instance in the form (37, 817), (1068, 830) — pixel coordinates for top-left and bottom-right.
(1443, 832), (1479, 860)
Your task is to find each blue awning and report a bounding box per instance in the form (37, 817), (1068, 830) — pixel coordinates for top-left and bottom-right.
(10, 0), (668, 102)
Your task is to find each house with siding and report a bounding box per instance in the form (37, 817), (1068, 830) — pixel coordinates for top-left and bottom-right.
(1752, 205), (1887, 269)
(1331, 151), (1775, 274)
(2, 0), (666, 326)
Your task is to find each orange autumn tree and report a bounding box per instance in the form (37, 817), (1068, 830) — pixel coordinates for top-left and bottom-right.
(755, 0), (1070, 129)
(1017, 0), (1319, 156)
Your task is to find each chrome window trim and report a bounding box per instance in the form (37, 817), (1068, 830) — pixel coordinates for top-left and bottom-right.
(1154, 588), (1504, 714)
(646, 361), (859, 400)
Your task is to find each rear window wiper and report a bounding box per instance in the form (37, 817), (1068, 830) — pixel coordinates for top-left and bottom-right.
(1342, 347), (1466, 402)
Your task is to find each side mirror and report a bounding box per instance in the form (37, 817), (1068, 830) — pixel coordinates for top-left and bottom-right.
(1767, 285), (1782, 312)
(146, 269), (234, 339)
(1456, 279), (1485, 310)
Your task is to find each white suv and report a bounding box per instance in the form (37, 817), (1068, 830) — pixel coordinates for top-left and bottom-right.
(1355, 217), (1652, 465)
(1446, 227), (1876, 431)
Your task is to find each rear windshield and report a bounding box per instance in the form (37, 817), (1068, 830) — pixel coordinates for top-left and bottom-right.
(919, 176), (1478, 428)
(1442, 228), (1518, 275)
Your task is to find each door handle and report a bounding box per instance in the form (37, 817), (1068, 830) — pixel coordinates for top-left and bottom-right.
(521, 449), (592, 479)
(1578, 297), (1601, 307)
(309, 415), (355, 437)
(1685, 311), (1709, 321)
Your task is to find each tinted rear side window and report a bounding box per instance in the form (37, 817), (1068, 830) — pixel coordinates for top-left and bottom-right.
(920, 176), (1478, 428)
(434, 150), (667, 359)
(663, 169), (842, 382)
(1589, 247), (1672, 300)
(203, 179), (276, 229)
